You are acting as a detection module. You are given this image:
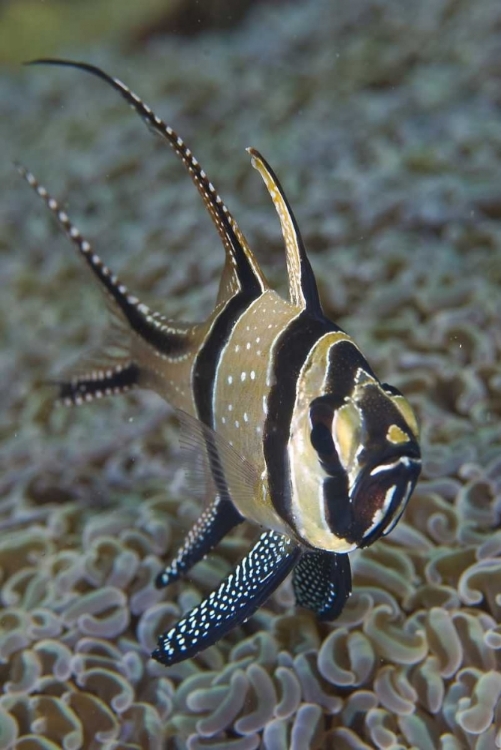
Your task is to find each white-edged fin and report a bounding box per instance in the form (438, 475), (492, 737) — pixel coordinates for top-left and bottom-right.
(247, 148), (322, 315)
(26, 59), (269, 306)
(176, 408), (260, 507)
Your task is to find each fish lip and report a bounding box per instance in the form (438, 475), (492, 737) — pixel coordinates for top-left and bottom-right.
(348, 454), (422, 547)
(368, 454), (421, 476)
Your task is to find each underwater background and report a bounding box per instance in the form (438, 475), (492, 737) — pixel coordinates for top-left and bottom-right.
(1, 0), (501, 747)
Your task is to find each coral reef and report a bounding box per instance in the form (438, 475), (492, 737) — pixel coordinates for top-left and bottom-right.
(1, 0), (501, 747)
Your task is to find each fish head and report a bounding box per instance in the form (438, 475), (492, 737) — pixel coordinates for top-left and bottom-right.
(308, 375), (421, 549)
(289, 334), (421, 552)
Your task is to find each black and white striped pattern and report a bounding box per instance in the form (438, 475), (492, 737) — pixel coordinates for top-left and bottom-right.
(263, 313), (337, 528)
(22, 59), (421, 667)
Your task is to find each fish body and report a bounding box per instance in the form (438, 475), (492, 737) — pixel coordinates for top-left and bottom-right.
(21, 60), (421, 666)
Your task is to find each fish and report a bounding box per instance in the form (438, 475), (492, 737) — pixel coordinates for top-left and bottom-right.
(20, 59), (422, 667)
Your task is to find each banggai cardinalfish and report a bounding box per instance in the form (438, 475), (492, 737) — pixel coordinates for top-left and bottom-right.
(20, 60), (421, 666)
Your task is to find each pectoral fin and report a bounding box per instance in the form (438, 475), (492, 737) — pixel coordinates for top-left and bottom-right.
(152, 530), (300, 665)
(175, 408), (261, 509)
(292, 549), (351, 621)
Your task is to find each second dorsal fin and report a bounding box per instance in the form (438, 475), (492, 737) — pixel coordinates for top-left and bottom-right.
(248, 148), (323, 316)
(26, 59), (269, 306)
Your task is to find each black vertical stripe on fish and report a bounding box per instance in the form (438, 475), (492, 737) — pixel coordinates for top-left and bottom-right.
(309, 402), (353, 537)
(192, 293), (259, 428)
(263, 314), (337, 530)
(191, 292), (261, 504)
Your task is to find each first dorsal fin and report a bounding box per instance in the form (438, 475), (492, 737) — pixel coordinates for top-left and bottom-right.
(247, 148), (323, 316)
(26, 58), (268, 304)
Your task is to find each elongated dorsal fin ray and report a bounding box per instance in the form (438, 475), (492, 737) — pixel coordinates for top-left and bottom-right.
(17, 164), (191, 359)
(26, 58), (268, 304)
(247, 148), (322, 315)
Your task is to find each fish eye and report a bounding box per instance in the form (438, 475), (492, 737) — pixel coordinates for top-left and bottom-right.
(381, 382), (402, 397)
(310, 422), (335, 455)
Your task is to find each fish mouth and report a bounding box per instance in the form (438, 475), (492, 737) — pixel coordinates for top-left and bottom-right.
(351, 455), (422, 547)
(323, 454), (421, 547)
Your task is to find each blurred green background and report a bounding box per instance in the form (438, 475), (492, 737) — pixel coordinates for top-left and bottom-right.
(0, 0), (263, 65)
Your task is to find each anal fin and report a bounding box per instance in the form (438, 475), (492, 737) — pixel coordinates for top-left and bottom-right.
(152, 530), (300, 665)
(155, 495), (243, 588)
(292, 550), (351, 621)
